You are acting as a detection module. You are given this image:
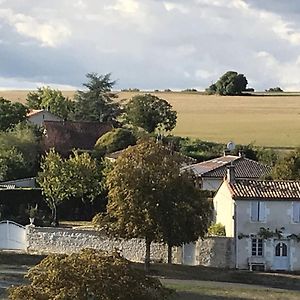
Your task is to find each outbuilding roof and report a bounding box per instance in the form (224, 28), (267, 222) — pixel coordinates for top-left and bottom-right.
(182, 155), (271, 179)
(229, 180), (300, 200)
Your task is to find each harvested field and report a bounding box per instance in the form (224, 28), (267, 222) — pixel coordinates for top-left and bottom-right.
(1, 90), (300, 148)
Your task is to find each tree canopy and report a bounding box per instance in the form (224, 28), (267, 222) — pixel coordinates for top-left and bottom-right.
(93, 140), (211, 269)
(94, 127), (137, 156)
(272, 148), (300, 180)
(26, 87), (74, 120)
(0, 124), (41, 181)
(73, 73), (121, 123)
(206, 71), (248, 96)
(125, 94), (177, 133)
(0, 98), (28, 131)
(8, 249), (172, 300)
(37, 150), (104, 226)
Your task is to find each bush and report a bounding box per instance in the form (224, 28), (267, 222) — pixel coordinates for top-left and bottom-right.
(265, 87), (283, 92)
(94, 128), (137, 156)
(8, 249), (172, 300)
(208, 223), (226, 236)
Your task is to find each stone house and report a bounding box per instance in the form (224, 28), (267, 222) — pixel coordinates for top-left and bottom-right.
(213, 166), (300, 271)
(182, 153), (271, 191)
(27, 109), (63, 126)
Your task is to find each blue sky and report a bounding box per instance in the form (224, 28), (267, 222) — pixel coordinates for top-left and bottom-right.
(1, 0), (300, 91)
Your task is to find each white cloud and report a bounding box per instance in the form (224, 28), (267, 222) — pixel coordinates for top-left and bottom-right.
(108, 0), (139, 14)
(163, 2), (189, 14)
(0, 8), (71, 47)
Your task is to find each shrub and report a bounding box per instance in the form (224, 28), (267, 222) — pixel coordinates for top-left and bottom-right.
(94, 128), (137, 156)
(208, 223), (226, 236)
(8, 249), (172, 300)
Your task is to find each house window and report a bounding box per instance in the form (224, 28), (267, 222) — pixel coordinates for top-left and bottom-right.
(252, 238), (263, 256)
(292, 202), (300, 223)
(250, 201), (266, 222)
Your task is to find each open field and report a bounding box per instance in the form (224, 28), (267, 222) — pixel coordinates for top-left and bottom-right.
(1, 90), (300, 148)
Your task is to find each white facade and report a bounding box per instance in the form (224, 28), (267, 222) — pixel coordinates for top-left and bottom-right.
(27, 110), (62, 126)
(214, 180), (300, 271)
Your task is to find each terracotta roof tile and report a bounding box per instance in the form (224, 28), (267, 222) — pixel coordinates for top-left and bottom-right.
(229, 180), (300, 200)
(183, 155), (271, 179)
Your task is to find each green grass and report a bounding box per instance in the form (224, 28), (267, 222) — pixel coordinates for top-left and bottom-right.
(1, 90), (300, 148)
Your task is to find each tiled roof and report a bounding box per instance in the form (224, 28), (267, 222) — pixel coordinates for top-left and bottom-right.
(26, 109), (44, 117)
(229, 180), (300, 200)
(182, 155), (271, 179)
(43, 121), (112, 156)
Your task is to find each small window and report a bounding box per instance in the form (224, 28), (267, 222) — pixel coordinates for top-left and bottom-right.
(252, 238), (263, 256)
(292, 202), (300, 223)
(275, 243), (287, 257)
(251, 201), (266, 222)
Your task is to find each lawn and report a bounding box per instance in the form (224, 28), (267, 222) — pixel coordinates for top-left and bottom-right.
(2, 253), (300, 300)
(1, 90), (300, 148)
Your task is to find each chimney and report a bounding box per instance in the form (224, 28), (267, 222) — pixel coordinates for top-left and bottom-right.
(226, 164), (235, 183)
(238, 150), (245, 158)
(223, 149), (231, 156)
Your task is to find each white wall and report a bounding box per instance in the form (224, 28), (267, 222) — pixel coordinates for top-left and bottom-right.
(28, 111), (62, 126)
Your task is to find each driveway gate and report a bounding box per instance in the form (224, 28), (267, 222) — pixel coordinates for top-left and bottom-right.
(0, 220), (27, 250)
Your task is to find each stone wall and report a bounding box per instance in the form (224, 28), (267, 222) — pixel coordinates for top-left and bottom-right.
(25, 226), (234, 268)
(25, 226), (180, 263)
(196, 237), (235, 268)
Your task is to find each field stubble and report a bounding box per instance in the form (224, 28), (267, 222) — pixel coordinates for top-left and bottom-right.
(1, 90), (300, 148)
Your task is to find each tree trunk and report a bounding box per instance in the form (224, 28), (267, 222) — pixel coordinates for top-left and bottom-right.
(51, 205), (59, 227)
(144, 237), (151, 273)
(167, 243), (172, 264)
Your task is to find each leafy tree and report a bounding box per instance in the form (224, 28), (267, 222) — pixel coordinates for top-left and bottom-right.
(265, 87), (283, 92)
(208, 223), (226, 236)
(94, 127), (137, 156)
(37, 150), (69, 226)
(73, 73), (121, 123)
(0, 124), (41, 180)
(37, 150), (104, 225)
(93, 140), (211, 270)
(26, 87), (74, 119)
(272, 148), (300, 180)
(8, 249), (172, 300)
(0, 98), (28, 131)
(125, 94), (177, 133)
(207, 71), (248, 96)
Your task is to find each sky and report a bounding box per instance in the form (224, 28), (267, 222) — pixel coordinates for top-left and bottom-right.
(1, 0), (300, 91)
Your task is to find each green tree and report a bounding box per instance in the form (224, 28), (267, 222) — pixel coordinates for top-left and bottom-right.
(94, 127), (137, 156)
(37, 150), (104, 225)
(93, 140), (211, 270)
(208, 71), (248, 96)
(74, 73), (121, 123)
(125, 94), (177, 133)
(0, 124), (41, 180)
(8, 249), (172, 300)
(37, 150), (69, 226)
(272, 148), (300, 180)
(26, 87), (74, 119)
(0, 98), (28, 131)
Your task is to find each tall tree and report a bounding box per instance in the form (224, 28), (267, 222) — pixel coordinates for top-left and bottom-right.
(93, 140), (211, 270)
(207, 71), (248, 96)
(125, 94), (177, 133)
(37, 150), (104, 225)
(272, 148), (300, 180)
(74, 73), (121, 123)
(37, 150), (69, 226)
(0, 98), (28, 131)
(26, 87), (74, 119)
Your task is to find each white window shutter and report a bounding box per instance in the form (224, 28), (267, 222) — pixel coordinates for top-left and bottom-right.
(251, 201), (258, 221)
(259, 201), (266, 222)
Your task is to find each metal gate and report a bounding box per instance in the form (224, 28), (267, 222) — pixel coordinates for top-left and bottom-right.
(0, 220), (27, 250)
